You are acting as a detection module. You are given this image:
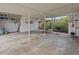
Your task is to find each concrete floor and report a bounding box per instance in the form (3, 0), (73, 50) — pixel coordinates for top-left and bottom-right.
(0, 32), (79, 55)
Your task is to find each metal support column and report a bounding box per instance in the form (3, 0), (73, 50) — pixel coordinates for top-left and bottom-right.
(53, 16), (55, 32)
(52, 17), (54, 31)
(27, 9), (30, 40)
(44, 16), (46, 35)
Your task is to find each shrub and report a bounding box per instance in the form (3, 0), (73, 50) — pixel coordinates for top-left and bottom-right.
(39, 16), (68, 33)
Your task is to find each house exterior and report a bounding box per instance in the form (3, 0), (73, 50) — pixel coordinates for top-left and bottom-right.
(68, 12), (79, 36)
(0, 3), (79, 36)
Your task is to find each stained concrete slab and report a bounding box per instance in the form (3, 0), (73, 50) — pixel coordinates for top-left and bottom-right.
(0, 32), (79, 55)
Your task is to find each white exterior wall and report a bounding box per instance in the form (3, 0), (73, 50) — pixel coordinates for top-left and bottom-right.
(0, 4), (39, 33)
(0, 19), (19, 32)
(20, 16), (28, 32)
(0, 17), (39, 33)
(20, 16), (39, 32)
(32, 20), (38, 31)
(68, 12), (79, 36)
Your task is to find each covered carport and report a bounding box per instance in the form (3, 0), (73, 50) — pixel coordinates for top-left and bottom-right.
(0, 3), (79, 55)
(18, 3), (79, 39)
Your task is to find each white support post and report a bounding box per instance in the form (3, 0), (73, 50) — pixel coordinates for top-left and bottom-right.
(52, 17), (54, 31)
(27, 9), (30, 40)
(44, 16), (46, 35)
(53, 17), (55, 21)
(53, 17), (55, 32)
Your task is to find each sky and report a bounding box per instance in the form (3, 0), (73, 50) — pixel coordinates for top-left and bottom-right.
(45, 16), (65, 20)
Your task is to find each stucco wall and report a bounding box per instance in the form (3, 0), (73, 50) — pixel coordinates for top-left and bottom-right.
(0, 19), (19, 32)
(0, 17), (39, 33)
(20, 16), (39, 32)
(68, 12), (79, 36)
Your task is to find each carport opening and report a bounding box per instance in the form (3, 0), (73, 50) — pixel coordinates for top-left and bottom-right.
(39, 16), (68, 34)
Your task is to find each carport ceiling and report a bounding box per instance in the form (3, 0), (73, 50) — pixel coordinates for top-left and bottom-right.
(20, 3), (79, 16)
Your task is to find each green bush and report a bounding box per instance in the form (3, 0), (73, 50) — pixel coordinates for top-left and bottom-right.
(53, 16), (68, 32)
(39, 16), (68, 33)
